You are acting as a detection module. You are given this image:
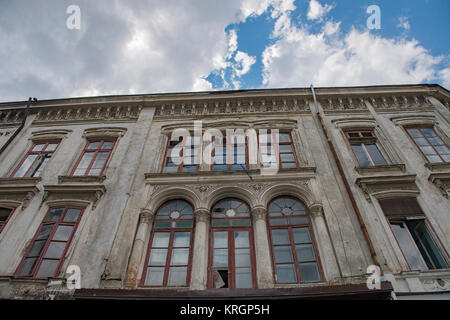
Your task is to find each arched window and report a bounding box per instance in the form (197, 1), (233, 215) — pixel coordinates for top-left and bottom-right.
(142, 200), (194, 287)
(209, 198), (256, 289)
(268, 196), (322, 283)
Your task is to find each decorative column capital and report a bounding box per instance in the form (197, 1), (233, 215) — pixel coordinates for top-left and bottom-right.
(251, 206), (268, 222)
(194, 208), (210, 223)
(139, 208), (155, 224)
(308, 203), (324, 218)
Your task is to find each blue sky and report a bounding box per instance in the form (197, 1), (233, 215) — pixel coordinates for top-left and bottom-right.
(0, 0), (449, 102)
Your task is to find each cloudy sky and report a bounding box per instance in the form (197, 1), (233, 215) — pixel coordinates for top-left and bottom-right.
(0, 0), (449, 102)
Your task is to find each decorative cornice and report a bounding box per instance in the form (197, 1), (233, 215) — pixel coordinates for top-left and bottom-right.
(390, 114), (436, 127)
(0, 177), (41, 209)
(368, 95), (433, 113)
(320, 96), (368, 114)
(355, 175), (419, 202)
(31, 129), (72, 142)
(0, 109), (26, 125)
(82, 127), (127, 140)
(355, 164), (406, 175)
(42, 184), (106, 209)
(58, 175), (107, 184)
(332, 117), (376, 129)
(428, 173), (450, 198)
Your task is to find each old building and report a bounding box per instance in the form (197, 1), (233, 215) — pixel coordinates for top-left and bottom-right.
(0, 84), (449, 300)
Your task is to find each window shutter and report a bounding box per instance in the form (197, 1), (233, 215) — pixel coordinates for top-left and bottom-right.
(379, 198), (425, 219)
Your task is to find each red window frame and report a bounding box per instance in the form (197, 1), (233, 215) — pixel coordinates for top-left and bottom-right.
(405, 127), (450, 163)
(258, 132), (299, 169)
(210, 134), (249, 171)
(15, 206), (85, 279)
(71, 140), (115, 176)
(344, 129), (389, 167)
(11, 141), (60, 178)
(140, 200), (195, 287)
(267, 196), (323, 284)
(0, 206), (16, 234)
(162, 135), (202, 173)
(208, 198), (257, 290)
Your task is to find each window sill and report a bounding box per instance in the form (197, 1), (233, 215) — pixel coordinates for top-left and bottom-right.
(0, 177), (41, 209)
(355, 164), (406, 175)
(58, 175), (106, 184)
(425, 162), (450, 172)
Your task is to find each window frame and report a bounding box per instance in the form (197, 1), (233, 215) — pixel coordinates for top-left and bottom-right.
(210, 134), (250, 172)
(344, 129), (390, 167)
(10, 141), (60, 178)
(208, 198), (257, 290)
(140, 200), (195, 288)
(161, 135), (202, 173)
(405, 126), (450, 164)
(14, 206), (85, 279)
(258, 131), (299, 170)
(267, 196), (323, 284)
(0, 206), (16, 234)
(70, 139), (116, 176)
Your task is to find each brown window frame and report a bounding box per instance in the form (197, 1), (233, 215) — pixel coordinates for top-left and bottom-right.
(405, 127), (450, 164)
(267, 196), (323, 284)
(0, 206), (16, 234)
(344, 129), (389, 167)
(258, 131), (299, 169)
(70, 139), (116, 176)
(140, 200), (195, 288)
(11, 141), (60, 178)
(208, 198), (257, 290)
(162, 135), (202, 173)
(14, 206), (85, 279)
(210, 134), (249, 172)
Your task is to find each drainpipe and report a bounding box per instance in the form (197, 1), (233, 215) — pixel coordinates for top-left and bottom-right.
(310, 85), (382, 274)
(0, 97), (35, 156)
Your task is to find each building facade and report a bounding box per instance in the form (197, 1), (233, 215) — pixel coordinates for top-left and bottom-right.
(0, 84), (449, 300)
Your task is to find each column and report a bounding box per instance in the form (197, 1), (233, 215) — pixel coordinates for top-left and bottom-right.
(189, 208), (210, 290)
(251, 206), (274, 288)
(125, 209), (154, 288)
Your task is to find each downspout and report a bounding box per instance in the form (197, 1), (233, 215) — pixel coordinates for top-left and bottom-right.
(0, 97), (33, 156)
(310, 85), (382, 274)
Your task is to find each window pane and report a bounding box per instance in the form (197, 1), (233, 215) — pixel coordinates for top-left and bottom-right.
(235, 248), (251, 267)
(101, 141), (114, 150)
(351, 144), (371, 167)
(46, 208), (64, 222)
(279, 145), (293, 153)
(17, 258), (38, 276)
(87, 142), (100, 149)
(299, 262), (320, 282)
(407, 129), (422, 138)
(421, 128), (437, 139)
(272, 229), (290, 245)
(0, 208), (12, 222)
(234, 231), (249, 248)
(435, 145), (449, 155)
(152, 232), (170, 247)
(391, 223), (427, 270)
(145, 267), (165, 286)
(414, 137), (429, 146)
(36, 224), (54, 240)
(213, 249), (228, 267)
(293, 228), (311, 244)
(235, 268), (252, 288)
(52, 225), (74, 241)
(45, 144), (58, 152)
(89, 152), (109, 175)
(73, 152), (94, 176)
(32, 144), (45, 152)
(279, 133), (291, 143)
(173, 232), (190, 247)
(167, 267), (187, 286)
(290, 217), (309, 225)
(149, 248), (168, 265)
(14, 154), (38, 177)
(36, 259), (59, 278)
(171, 248), (189, 265)
(274, 246), (293, 263)
(280, 153), (295, 163)
(270, 218), (288, 226)
(365, 144), (388, 166)
(44, 241), (67, 259)
(32, 154), (51, 177)
(28, 240), (47, 257)
(426, 155), (443, 163)
(296, 244), (316, 262)
(214, 231), (228, 248)
(420, 146), (437, 155)
(63, 208), (82, 223)
(276, 264), (297, 283)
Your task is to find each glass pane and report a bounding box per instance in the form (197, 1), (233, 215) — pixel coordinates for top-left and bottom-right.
(270, 218), (288, 226)
(44, 241), (67, 259)
(293, 228), (311, 244)
(280, 153), (295, 163)
(0, 208), (12, 222)
(414, 138), (429, 146)
(435, 145), (449, 155)
(168, 267), (187, 286)
(46, 208), (64, 222)
(282, 162), (297, 168)
(279, 145), (293, 153)
(290, 217), (309, 225)
(63, 208), (82, 223)
(235, 248), (251, 267)
(32, 155), (51, 177)
(53, 225), (74, 241)
(391, 223), (427, 270)
(171, 248), (189, 265)
(36, 224), (54, 240)
(421, 129), (437, 139)
(407, 129), (422, 138)
(87, 142), (100, 149)
(73, 152), (94, 176)
(88, 152), (109, 175)
(173, 232), (190, 247)
(32, 144), (45, 152)
(234, 231), (249, 248)
(149, 248), (168, 265)
(279, 133), (291, 143)
(231, 219), (251, 227)
(276, 264), (297, 283)
(145, 267), (165, 286)
(36, 259), (59, 278)
(365, 144), (388, 166)
(212, 220), (230, 227)
(426, 155), (443, 163)
(299, 262), (320, 282)
(214, 232), (228, 248)
(351, 144), (371, 167)
(152, 232), (170, 247)
(14, 154), (38, 177)
(18, 258), (38, 276)
(213, 249), (228, 267)
(296, 244), (316, 262)
(428, 136), (444, 146)
(420, 146), (437, 155)
(29, 240), (47, 257)
(272, 229), (290, 245)
(45, 144), (58, 152)
(235, 268), (252, 288)
(101, 141), (114, 150)
(274, 246), (293, 263)
(154, 221), (172, 229)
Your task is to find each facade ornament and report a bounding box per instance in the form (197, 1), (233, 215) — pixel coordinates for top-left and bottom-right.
(139, 209), (155, 224)
(308, 203), (324, 218)
(251, 207), (267, 222)
(194, 208), (210, 223)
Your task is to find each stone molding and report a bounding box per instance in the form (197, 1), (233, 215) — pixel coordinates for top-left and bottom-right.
(30, 129), (72, 142)
(139, 209), (155, 224)
(356, 175), (419, 202)
(82, 127), (127, 140)
(58, 175), (107, 184)
(428, 173), (450, 198)
(42, 184), (106, 209)
(0, 177), (41, 209)
(355, 164), (406, 175)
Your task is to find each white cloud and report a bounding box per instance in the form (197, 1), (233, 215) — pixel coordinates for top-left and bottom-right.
(234, 51), (257, 77)
(307, 0), (333, 21)
(439, 67), (450, 89)
(398, 16), (411, 31)
(323, 21), (340, 36)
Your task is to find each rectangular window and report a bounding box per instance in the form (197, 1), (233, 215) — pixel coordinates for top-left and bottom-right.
(15, 207), (84, 278)
(11, 142), (59, 178)
(380, 198), (448, 271)
(162, 135), (200, 173)
(0, 207), (15, 234)
(260, 132), (298, 169)
(72, 140), (115, 176)
(346, 130), (388, 167)
(406, 128), (450, 163)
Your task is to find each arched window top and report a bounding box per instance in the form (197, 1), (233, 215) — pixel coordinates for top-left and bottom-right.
(153, 200), (193, 229)
(212, 198), (250, 219)
(268, 197), (308, 226)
